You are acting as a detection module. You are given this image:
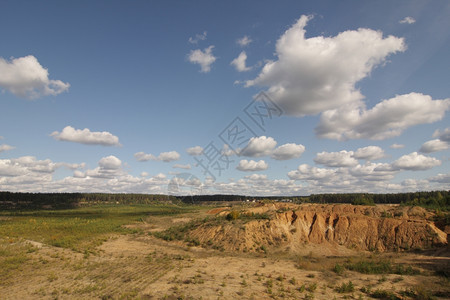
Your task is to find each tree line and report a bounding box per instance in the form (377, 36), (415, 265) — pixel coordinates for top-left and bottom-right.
(0, 192), (176, 210)
(0, 190), (448, 210)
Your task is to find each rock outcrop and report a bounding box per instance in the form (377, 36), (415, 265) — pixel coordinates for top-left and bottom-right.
(192, 204), (447, 253)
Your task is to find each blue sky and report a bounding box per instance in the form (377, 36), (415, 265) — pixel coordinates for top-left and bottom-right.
(0, 0), (449, 195)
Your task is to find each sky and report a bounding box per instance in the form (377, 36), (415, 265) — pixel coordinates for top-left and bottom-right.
(0, 0), (449, 196)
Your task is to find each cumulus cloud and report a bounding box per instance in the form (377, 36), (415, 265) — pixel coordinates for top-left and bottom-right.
(244, 174), (268, 181)
(246, 15), (406, 116)
(429, 173), (450, 184)
(237, 35), (252, 47)
(353, 146), (385, 160)
(419, 139), (449, 153)
(188, 45), (217, 73)
(349, 162), (396, 181)
(288, 164), (337, 180)
(314, 150), (358, 167)
(173, 164), (191, 170)
(134, 152), (157, 162)
(186, 146), (203, 156)
(316, 93), (450, 140)
(0, 55), (70, 99)
(231, 51), (251, 72)
(236, 159), (268, 171)
(134, 151), (180, 162)
(239, 136), (277, 157)
(98, 155), (122, 169)
(0, 144), (15, 153)
(188, 31), (207, 44)
(433, 128), (450, 142)
(76, 155), (123, 179)
(51, 126), (121, 146)
(271, 143), (305, 160)
(159, 151), (181, 162)
(221, 144), (237, 157)
(399, 17), (416, 24)
(392, 152), (441, 171)
(238, 136), (305, 160)
(0, 156), (83, 187)
(390, 143), (405, 149)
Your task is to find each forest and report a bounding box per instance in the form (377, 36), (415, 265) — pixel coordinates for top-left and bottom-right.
(0, 190), (448, 210)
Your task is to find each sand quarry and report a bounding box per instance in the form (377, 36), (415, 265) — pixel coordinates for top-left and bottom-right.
(1, 203), (449, 299)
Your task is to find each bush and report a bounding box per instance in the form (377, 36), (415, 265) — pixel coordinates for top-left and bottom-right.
(226, 210), (240, 221)
(336, 281), (354, 293)
(333, 263), (345, 275)
(371, 289), (400, 300)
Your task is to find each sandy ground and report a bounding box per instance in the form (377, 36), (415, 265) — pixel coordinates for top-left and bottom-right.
(1, 205), (449, 299)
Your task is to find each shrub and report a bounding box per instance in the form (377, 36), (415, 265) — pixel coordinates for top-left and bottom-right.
(226, 210), (240, 221)
(371, 289), (399, 300)
(336, 281), (354, 293)
(333, 263), (345, 275)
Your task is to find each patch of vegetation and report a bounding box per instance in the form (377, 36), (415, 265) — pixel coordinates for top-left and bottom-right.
(152, 219), (204, 243)
(370, 289), (400, 300)
(0, 204), (195, 252)
(352, 197), (375, 206)
(226, 210), (271, 221)
(0, 241), (31, 284)
(335, 281), (355, 293)
(333, 263), (345, 275)
(341, 259), (420, 275)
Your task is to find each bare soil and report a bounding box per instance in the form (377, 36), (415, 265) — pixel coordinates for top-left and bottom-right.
(1, 203), (449, 299)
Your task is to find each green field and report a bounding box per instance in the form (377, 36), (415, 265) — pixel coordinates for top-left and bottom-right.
(0, 204), (196, 251)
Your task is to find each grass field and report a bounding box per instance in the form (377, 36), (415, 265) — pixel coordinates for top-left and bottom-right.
(0, 204), (195, 251)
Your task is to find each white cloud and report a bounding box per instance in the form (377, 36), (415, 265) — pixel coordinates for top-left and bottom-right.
(134, 151), (180, 162)
(399, 17), (416, 24)
(186, 146), (203, 156)
(0, 55), (70, 99)
(0, 159), (27, 176)
(231, 51), (251, 72)
(429, 173), (450, 184)
(188, 31), (207, 44)
(0, 156), (83, 188)
(51, 126), (121, 146)
(236, 159), (268, 172)
(432, 128), (450, 142)
(271, 143), (305, 160)
(188, 45), (217, 73)
(239, 136), (277, 157)
(134, 152), (157, 162)
(0, 144), (15, 153)
(237, 35), (252, 47)
(390, 143), (405, 149)
(140, 172), (149, 177)
(314, 150), (358, 167)
(98, 155), (122, 169)
(349, 163), (396, 181)
(392, 152), (441, 171)
(246, 15), (406, 116)
(244, 174), (268, 181)
(316, 93), (450, 140)
(353, 146), (385, 160)
(78, 155), (123, 179)
(221, 144), (237, 156)
(159, 151), (181, 162)
(419, 139), (449, 153)
(173, 164), (191, 170)
(288, 164), (337, 180)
